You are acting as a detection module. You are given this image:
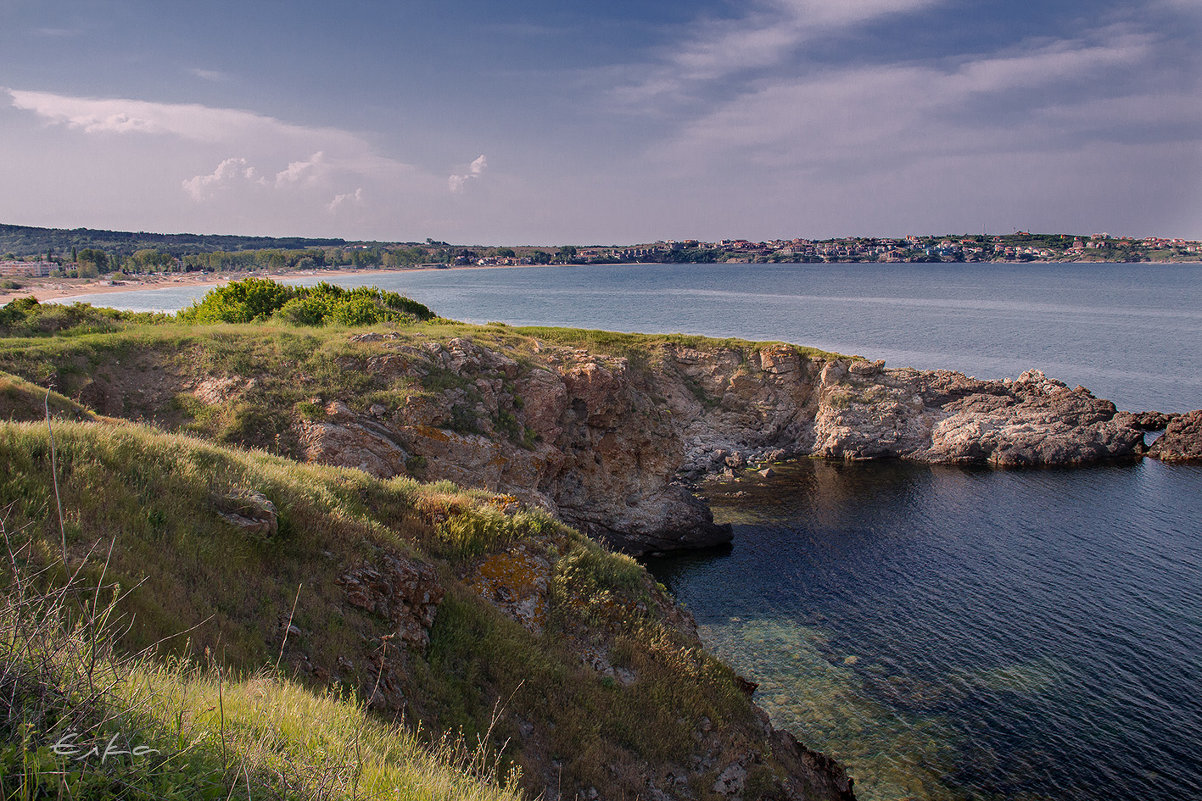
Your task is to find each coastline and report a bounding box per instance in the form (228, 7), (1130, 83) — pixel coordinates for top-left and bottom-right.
(0, 263), (547, 306)
(4, 257), (1198, 307)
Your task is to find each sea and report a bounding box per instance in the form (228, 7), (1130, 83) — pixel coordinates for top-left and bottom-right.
(64, 262), (1202, 801)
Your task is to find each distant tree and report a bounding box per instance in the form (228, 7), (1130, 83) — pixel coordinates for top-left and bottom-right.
(132, 249), (174, 271)
(494, 247), (516, 259)
(556, 245), (578, 263)
(77, 248), (110, 274)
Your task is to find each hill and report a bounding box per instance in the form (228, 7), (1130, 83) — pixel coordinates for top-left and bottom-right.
(0, 222), (349, 260)
(0, 290), (856, 800)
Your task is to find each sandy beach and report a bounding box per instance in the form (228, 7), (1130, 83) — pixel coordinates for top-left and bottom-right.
(0, 267), (422, 306)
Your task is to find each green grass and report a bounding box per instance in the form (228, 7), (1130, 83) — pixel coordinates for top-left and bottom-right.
(0, 550), (523, 801)
(0, 418), (778, 799)
(0, 374), (94, 423)
(511, 325), (846, 362)
(0, 289), (853, 798)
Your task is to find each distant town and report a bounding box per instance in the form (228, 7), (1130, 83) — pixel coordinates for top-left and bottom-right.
(1, 222), (1200, 284)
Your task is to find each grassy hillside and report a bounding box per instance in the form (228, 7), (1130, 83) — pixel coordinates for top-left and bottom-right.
(0, 284), (855, 799)
(0, 416), (784, 799)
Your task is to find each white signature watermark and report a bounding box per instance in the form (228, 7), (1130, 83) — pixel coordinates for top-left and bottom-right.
(50, 732), (161, 763)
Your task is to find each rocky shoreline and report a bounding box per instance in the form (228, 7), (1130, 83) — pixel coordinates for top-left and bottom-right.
(17, 325), (1196, 557)
(274, 333), (1191, 554)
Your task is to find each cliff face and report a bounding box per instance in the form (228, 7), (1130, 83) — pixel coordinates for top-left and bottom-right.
(292, 335), (1144, 553)
(0, 322), (1161, 800)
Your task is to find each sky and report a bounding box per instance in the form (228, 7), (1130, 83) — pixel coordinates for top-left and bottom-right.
(1, 0), (1200, 244)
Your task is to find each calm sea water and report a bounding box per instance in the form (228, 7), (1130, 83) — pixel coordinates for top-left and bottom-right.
(65, 262), (1202, 800)
(67, 261), (1202, 412)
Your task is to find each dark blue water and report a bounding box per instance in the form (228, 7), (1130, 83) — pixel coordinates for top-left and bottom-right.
(65, 262), (1202, 799)
(649, 461), (1202, 800)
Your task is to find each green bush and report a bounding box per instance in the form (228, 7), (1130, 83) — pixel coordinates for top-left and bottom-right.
(178, 279), (435, 327)
(0, 297), (163, 337)
(179, 276), (295, 323)
(331, 294), (383, 326)
(276, 294), (334, 326)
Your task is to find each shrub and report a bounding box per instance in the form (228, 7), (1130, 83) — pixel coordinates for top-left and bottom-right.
(179, 279), (435, 327)
(0, 298), (163, 337)
(276, 294), (333, 326)
(178, 277), (296, 323)
(331, 294), (383, 326)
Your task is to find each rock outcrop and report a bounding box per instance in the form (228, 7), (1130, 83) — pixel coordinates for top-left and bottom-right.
(214, 490), (278, 538)
(276, 336), (1150, 554)
(37, 328), (1155, 555)
(338, 554), (445, 650)
(1114, 410), (1176, 431)
(336, 552), (446, 710)
(1147, 409), (1202, 462)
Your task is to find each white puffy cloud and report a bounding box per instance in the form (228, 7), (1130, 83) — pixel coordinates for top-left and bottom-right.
(182, 157), (264, 201)
(1, 88), (461, 239)
(275, 152), (328, 186)
(448, 154), (487, 193)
